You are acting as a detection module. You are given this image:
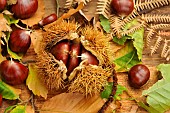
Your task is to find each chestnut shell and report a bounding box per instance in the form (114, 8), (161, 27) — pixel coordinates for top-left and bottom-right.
(128, 64), (150, 88)
(9, 29), (31, 53)
(0, 0), (6, 11)
(0, 60), (29, 85)
(11, 0), (38, 19)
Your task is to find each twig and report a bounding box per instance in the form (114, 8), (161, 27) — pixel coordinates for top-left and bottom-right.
(98, 70), (118, 113)
(56, 0), (60, 17)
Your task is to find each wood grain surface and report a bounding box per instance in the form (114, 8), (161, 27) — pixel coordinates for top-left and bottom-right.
(0, 0), (170, 113)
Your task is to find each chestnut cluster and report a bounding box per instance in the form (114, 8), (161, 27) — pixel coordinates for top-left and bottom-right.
(50, 39), (99, 75)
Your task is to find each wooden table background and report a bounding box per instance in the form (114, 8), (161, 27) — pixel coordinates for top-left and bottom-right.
(0, 0), (170, 113)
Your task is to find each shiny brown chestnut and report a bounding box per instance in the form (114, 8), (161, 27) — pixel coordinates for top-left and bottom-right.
(50, 40), (70, 65)
(81, 49), (99, 65)
(0, 0), (6, 11)
(9, 29), (31, 53)
(66, 40), (81, 75)
(0, 60), (29, 85)
(11, 0), (38, 19)
(128, 64), (150, 88)
(38, 13), (57, 27)
(111, 0), (134, 17)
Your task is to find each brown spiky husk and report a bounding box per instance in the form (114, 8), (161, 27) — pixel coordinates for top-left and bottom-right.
(80, 26), (114, 68)
(35, 20), (79, 90)
(68, 62), (113, 96)
(68, 27), (115, 96)
(36, 20), (115, 95)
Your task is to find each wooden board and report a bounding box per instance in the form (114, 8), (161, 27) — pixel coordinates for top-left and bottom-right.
(0, 0), (170, 113)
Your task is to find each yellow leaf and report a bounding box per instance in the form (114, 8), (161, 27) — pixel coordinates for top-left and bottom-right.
(30, 30), (43, 53)
(26, 64), (48, 99)
(21, 0), (45, 26)
(40, 93), (116, 113)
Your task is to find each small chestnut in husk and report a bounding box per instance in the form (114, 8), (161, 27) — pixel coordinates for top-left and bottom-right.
(0, 60), (29, 85)
(111, 0), (134, 17)
(81, 49), (99, 65)
(0, 0), (6, 11)
(38, 13), (57, 27)
(11, 0), (38, 19)
(50, 40), (70, 65)
(9, 29), (31, 53)
(128, 64), (150, 88)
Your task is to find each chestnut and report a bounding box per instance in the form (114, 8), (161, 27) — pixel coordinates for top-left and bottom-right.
(11, 0), (38, 19)
(81, 49), (99, 65)
(128, 64), (150, 88)
(50, 40), (70, 65)
(111, 0), (134, 17)
(0, 60), (29, 85)
(8, 29), (31, 53)
(67, 40), (81, 75)
(38, 13), (57, 27)
(0, 0), (6, 12)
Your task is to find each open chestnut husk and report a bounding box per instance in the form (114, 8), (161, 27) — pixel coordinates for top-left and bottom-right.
(0, 60), (29, 85)
(35, 20), (115, 95)
(8, 29), (31, 53)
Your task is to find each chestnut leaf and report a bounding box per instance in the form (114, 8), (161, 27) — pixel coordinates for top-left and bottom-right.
(101, 83), (127, 100)
(99, 15), (111, 33)
(9, 105), (26, 113)
(113, 41), (141, 72)
(0, 81), (21, 100)
(26, 64), (48, 99)
(141, 64), (170, 113)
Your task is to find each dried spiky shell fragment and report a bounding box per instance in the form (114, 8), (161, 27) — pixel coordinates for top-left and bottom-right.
(35, 20), (79, 90)
(68, 61), (113, 96)
(80, 26), (114, 68)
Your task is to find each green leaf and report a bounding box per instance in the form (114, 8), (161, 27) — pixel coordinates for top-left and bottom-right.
(113, 35), (130, 45)
(114, 41), (141, 72)
(101, 83), (126, 101)
(157, 64), (170, 81)
(141, 64), (170, 113)
(130, 28), (144, 60)
(99, 15), (110, 33)
(114, 85), (127, 100)
(26, 64), (48, 99)
(3, 14), (19, 25)
(0, 81), (21, 100)
(101, 82), (113, 99)
(10, 105), (26, 113)
(4, 105), (17, 113)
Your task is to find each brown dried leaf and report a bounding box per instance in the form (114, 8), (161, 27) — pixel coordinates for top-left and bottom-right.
(40, 93), (116, 113)
(58, 2), (84, 22)
(30, 30), (43, 53)
(26, 105), (35, 113)
(21, 0), (45, 26)
(7, 0), (17, 5)
(0, 13), (12, 32)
